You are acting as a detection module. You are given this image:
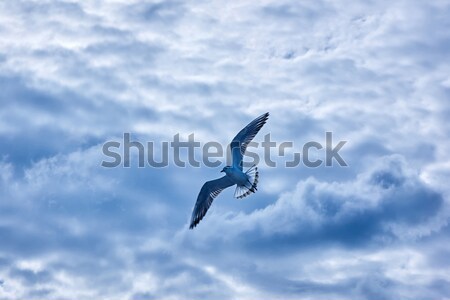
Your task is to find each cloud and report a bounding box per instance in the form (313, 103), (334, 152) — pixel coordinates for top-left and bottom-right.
(181, 154), (447, 249)
(172, 155), (449, 299)
(0, 0), (449, 299)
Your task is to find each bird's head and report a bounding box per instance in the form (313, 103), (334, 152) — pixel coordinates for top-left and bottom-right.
(220, 166), (231, 173)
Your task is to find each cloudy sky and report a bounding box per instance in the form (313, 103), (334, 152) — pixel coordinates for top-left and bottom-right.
(1, 0), (450, 299)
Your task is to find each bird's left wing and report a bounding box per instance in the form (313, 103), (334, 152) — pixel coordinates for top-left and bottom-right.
(189, 176), (235, 229)
(230, 112), (269, 170)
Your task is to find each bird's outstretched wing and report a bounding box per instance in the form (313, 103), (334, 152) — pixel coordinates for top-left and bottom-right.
(190, 176), (235, 229)
(230, 112), (269, 170)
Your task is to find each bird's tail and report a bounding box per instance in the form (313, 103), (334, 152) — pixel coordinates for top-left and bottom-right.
(234, 165), (259, 199)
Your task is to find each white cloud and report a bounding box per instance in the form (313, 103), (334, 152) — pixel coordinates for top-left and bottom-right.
(0, 0), (449, 299)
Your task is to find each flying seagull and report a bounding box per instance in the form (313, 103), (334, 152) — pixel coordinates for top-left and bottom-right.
(189, 112), (269, 229)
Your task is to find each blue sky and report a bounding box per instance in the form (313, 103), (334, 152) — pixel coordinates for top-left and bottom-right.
(1, 0), (450, 299)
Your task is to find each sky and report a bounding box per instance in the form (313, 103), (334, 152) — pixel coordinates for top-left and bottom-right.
(1, 0), (450, 299)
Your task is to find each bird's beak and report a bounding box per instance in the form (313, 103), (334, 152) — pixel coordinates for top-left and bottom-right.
(220, 170), (224, 172)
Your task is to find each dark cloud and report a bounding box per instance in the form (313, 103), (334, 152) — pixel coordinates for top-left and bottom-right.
(180, 155), (447, 258)
(126, 1), (186, 25)
(9, 268), (52, 285)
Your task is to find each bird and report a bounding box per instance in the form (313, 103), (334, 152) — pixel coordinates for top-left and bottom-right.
(189, 112), (269, 229)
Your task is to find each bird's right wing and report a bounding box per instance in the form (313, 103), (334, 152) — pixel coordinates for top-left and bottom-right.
(230, 112), (269, 170)
(189, 176), (235, 229)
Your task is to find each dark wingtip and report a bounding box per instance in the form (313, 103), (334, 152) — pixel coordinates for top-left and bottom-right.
(255, 112), (269, 128)
(189, 217), (198, 229)
(261, 112), (269, 120)
(261, 112), (269, 124)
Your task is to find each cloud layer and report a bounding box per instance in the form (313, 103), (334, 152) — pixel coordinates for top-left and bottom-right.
(0, 0), (449, 299)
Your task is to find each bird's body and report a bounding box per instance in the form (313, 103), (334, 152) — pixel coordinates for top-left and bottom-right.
(189, 112), (269, 229)
(222, 166), (248, 186)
